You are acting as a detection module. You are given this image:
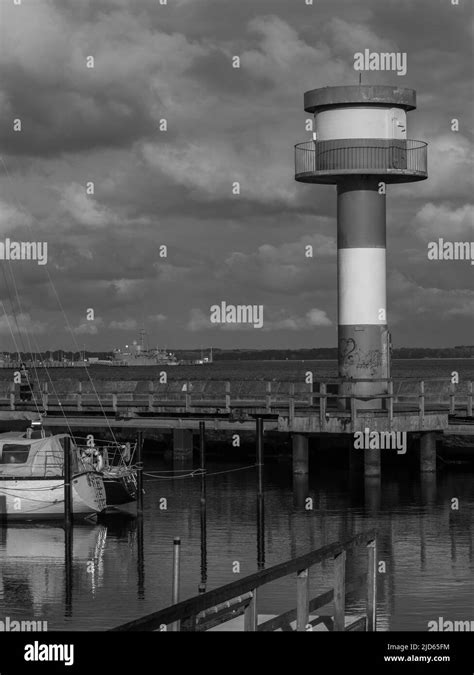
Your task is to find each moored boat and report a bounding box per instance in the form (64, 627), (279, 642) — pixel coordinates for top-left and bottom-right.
(76, 438), (137, 511)
(0, 429), (107, 520)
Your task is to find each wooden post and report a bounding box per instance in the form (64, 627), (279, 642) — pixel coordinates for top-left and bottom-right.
(244, 590), (258, 631)
(77, 381), (82, 412)
(419, 380), (425, 421)
(296, 568), (309, 631)
(366, 539), (377, 631)
(265, 381), (272, 412)
(63, 435), (72, 528)
(112, 393), (117, 413)
(388, 380), (394, 428)
(171, 537), (181, 631)
(449, 382), (456, 414)
(333, 550), (346, 631)
(319, 383), (327, 431)
(136, 431), (144, 516)
(42, 382), (48, 412)
(225, 381), (231, 411)
(185, 382), (191, 412)
(289, 383), (295, 424)
(9, 382), (15, 410)
(148, 381), (154, 412)
(468, 381), (473, 417)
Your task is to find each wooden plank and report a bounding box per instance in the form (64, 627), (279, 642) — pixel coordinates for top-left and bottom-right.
(197, 596), (252, 632)
(346, 616), (367, 632)
(257, 575), (366, 632)
(333, 550), (346, 631)
(225, 381), (231, 411)
(180, 615), (197, 632)
(366, 539), (377, 631)
(296, 568), (309, 631)
(243, 590), (257, 631)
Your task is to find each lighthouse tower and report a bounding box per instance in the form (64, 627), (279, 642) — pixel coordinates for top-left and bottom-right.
(295, 86), (427, 407)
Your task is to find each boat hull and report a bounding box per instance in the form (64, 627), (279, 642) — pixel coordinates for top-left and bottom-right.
(0, 471), (107, 520)
(103, 468), (137, 506)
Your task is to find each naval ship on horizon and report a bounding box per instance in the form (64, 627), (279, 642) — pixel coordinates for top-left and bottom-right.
(112, 329), (179, 366)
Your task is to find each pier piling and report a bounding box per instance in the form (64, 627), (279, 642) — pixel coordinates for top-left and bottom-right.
(172, 429), (193, 461)
(292, 434), (309, 475)
(420, 432), (437, 473)
(364, 447), (381, 478)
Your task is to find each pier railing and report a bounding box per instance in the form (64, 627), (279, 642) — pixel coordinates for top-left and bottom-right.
(110, 529), (377, 632)
(3, 377), (472, 424)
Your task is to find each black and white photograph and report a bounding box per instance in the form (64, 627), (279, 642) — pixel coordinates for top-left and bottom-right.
(0, 0), (472, 669)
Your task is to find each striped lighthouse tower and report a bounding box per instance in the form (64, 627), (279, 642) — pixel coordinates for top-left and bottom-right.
(295, 86), (427, 408)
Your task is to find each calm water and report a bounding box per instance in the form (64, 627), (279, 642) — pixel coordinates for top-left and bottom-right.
(0, 359), (473, 631)
(0, 456), (472, 631)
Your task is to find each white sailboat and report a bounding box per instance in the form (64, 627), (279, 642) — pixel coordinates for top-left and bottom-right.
(0, 428), (107, 520)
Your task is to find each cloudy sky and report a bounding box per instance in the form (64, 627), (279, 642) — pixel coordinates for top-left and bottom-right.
(0, 0), (472, 351)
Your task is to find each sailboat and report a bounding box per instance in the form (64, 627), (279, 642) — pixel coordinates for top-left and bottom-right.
(74, 437), (137, 511)
(0, 423), (107, 520)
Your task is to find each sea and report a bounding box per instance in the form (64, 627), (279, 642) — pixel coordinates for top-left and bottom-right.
(0, 359), (472, 631)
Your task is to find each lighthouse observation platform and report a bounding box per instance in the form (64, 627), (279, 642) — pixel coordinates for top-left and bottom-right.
(294, 139), (428, 184)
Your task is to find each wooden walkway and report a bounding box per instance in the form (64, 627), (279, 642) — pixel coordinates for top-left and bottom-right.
(110, 529), (377, 632)
(2, 377), (473, 436)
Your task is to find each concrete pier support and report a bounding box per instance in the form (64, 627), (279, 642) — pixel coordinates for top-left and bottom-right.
(364, 447), (381, 477)
(420, 432), (437, 473)
(293, 473), (309, 509)
(172, 429), (193, 461)
(292, 434), (309, 475)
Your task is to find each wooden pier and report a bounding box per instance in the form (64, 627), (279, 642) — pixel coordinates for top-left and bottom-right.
(3, 376), (472, 476)
(110, 529), (377, 632)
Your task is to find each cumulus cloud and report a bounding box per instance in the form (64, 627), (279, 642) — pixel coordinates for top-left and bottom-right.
(109, 318), (137, 330)
(0, 311), (46, 336)
(0, 0), (471, 348)
(187, 306), (332, 331)
(413, 203), (474, 240)
(73, 317), (105, 335)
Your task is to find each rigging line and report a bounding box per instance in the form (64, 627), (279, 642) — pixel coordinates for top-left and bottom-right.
(43, 280), (119, 444)
(0, 155), (118, 444)
(0, 301), (43, 416)
(0, 247), (48, 409)
(27, 332), (76, 438)
(4, 262), (44, 396)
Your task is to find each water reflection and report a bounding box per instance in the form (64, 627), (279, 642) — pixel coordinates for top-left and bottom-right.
(0, 452), (472, 631)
